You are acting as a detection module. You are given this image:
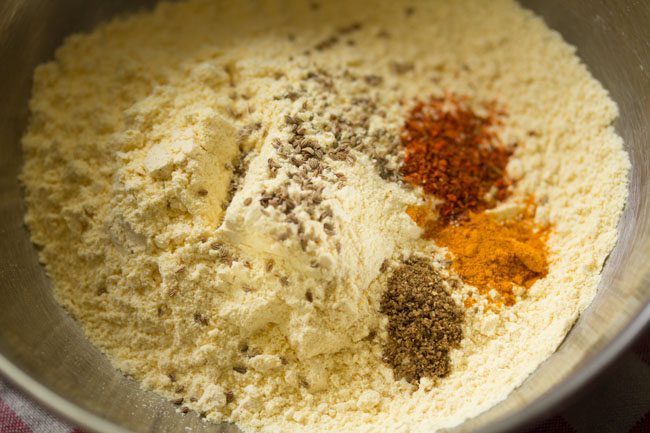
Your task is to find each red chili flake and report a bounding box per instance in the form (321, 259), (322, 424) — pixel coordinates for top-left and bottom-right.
(400, 95), (513, 224)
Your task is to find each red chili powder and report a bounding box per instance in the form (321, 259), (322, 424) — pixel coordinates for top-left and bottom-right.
(400, 95), (513, 224)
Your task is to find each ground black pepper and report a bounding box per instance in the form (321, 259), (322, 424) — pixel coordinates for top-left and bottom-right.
(381, 257), (464, 384)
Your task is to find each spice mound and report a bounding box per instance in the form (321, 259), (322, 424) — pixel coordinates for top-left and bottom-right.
(401, 96), (512, 225)
(401, 94), (549, 307)
(381, 257), (464, 384)
(434, 211), (549, 306)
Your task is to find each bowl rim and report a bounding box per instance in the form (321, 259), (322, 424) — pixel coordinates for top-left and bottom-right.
(1, 300), (649, 433)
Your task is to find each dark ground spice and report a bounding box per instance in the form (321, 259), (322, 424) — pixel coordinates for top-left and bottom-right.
(381, 257), (464, 384)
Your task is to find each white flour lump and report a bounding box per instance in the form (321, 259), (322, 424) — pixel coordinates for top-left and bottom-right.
(219, 68), (420, 359)
(20, 1), (629, 433)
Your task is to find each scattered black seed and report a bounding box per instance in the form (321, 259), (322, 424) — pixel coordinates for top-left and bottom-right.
(223, 149), (251, 210)
(181, 406), (189, 414)
(227, 108), (242, 119)
(224, 63), (237, 87)
(377, 29), (391, 38)
(305, 290), (313, 302)
(315, 35), (339, 51)
(364, 75), (383, 86)
(246, 347), (260, 358)
(210, 242), (235, 265)
(323, 222), (335, 235)
(285, 91), (301, 101)
(390, 61), (415, 75)
(194, 313), (208, 326)
(225, 391), (235, 404)
(285, 114), (302, 125)
(172, 397), (184, 405)
(338, 22), (363, 34)
(247, 67), (403, 261)
(233, 365), (247, 374)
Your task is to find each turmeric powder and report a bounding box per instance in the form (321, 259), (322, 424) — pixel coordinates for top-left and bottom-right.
(433, 212), (549, 306)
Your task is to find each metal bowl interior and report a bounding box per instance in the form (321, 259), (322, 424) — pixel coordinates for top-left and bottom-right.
(0, 1), (648, 433)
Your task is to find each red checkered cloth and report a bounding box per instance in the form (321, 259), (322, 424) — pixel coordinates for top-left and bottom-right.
(0, 382), (82, 433)
(2, 331), (650, 433)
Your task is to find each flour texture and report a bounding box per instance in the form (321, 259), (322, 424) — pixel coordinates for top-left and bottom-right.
(21, 1), (629, 432)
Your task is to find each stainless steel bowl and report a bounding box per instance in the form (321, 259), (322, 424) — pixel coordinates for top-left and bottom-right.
(1, 1), (649, 432)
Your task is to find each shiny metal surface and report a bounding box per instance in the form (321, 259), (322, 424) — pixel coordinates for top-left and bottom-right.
(0, 1), (648, 433)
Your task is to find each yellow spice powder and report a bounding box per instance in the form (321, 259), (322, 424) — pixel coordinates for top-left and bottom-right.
(433, 211), (549, 306)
